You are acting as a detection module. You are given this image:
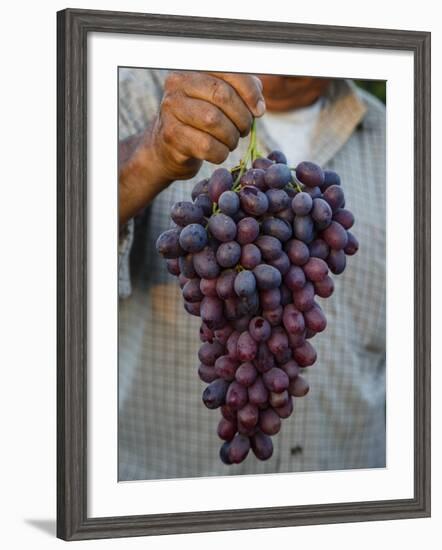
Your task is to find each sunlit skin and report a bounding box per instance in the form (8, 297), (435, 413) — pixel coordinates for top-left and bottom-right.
(119, 74), (331, 225)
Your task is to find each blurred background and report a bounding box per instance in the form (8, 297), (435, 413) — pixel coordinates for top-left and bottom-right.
(355, 80), (386, 103)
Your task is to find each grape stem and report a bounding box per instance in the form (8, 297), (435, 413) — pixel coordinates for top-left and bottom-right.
(232, 118), (258, 191)
(293, 180), (303, 193)
(288, 168), (303, 193)
(249, 119), (260, 161)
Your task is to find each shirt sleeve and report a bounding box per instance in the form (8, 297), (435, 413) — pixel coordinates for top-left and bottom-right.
(118, 68), (168, 299)
(118, 218), (135, 299)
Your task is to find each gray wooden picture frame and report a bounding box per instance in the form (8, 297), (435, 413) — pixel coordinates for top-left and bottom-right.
(57, 8), (431, 541)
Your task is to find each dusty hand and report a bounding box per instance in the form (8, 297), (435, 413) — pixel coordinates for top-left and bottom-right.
(119, 72), (265, 225)
(150, 71), (266, 181)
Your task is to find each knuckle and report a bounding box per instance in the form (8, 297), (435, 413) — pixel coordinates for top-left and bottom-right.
(211, 81), (232, 105)
(202, 107), (221, 128)
(170, 148), (188, 166)
(164, 71), (183, 91)
(161, 90), (185, 117)
(160, 93), (173, 112)
(199, 136), (213, 157)
(161, 118), (176, 145)
(194, 133), (229, 164)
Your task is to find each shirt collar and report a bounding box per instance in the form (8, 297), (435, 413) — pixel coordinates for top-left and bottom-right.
(256, 79), (367, 167)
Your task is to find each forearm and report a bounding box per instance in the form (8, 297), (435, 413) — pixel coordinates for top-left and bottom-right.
(118, 129), (172, 226)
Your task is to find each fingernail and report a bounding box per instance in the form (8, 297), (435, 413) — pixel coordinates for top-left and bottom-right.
(254, 99), (266, 117)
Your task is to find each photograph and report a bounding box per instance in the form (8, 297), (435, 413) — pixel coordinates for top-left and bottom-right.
(56, 8), (430, 540)
(2, 0), (438, 547)
(118, 68), (386, 481)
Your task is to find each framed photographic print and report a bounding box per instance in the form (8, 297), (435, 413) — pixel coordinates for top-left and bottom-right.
(57, 8), (431, 541)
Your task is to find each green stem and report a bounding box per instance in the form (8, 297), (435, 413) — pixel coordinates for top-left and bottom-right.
(232, 119), (258, 191)
(232, 159), (247, 191)
(250, 120), (257, 161)
(294, 181), (303, 193)
(288, 168), (304, 193)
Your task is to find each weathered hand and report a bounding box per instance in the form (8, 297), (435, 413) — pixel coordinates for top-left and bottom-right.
(119, 71), (265, 225)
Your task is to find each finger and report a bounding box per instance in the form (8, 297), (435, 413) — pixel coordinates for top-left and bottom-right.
(167, 94), (240, 151)
(209, 72), (266, 118)
(162, 113), (230, 165)
(171, 72), (254, 137)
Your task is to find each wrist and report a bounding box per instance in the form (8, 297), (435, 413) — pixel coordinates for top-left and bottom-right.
(119, 130), (172, 225)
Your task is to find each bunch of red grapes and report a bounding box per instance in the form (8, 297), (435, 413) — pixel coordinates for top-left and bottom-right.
(156, 144), (358, 465)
